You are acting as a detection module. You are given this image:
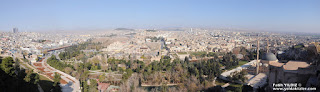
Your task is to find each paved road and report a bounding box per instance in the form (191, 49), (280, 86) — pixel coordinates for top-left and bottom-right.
(5, 46), (78, 92)
(43, 46), (81, 92)
(26, 50), (80, 92)
(43, 53), (81, 92)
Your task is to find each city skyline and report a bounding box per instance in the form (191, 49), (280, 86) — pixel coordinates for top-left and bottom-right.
(1, 1), (320, 91)
(0, 0), (319, 33)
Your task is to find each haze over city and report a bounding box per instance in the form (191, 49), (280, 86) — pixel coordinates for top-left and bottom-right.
(0, 0), (319, 33)
(1, 0), (320, 92)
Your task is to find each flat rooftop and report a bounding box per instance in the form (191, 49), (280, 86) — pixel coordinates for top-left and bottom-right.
(283, 61), (310, 70)
(247, 73), (267, 89)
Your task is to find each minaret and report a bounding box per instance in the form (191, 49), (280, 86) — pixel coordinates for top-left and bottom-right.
(266, 38), (269, 53)
(256, 40), (260, 75)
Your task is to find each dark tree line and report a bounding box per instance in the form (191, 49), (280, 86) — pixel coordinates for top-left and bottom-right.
(58, 41), (92, 60)
(0, 57), (41, 92)
(221, 52), (239, 70)
(47, 55), (73, 71)
(124, 51), (250, 91)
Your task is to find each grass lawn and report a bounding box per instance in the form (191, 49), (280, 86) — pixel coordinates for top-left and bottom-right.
(177, 52), (188, 54)
(190, 51), (207, 57)
(229, 83), (242, 87)
(238, 61), (248, 65)
(225, 83), (243, 92)
(215, 79), (227, 86)
(226, 61), (248, 70)
(215, 79), (243, 92)
(294, 45), (303, 48)
(40, 75), (52, 81)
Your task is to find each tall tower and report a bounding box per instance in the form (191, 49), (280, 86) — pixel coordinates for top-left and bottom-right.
(256, 40), (260, 75)
(12, 28), (18, 33)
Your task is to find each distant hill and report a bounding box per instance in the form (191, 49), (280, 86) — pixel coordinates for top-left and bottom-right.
(146, 29), (157, 32)
(160, 28), (185, 31)
(115, 28), (135, 31)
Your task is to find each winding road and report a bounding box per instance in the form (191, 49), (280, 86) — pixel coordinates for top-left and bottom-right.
(31, 47), (81, 92)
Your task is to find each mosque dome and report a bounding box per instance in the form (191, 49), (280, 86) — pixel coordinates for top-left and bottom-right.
(261, 53), (278, 61)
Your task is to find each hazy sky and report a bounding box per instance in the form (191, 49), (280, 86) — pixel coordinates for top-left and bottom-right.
(0, 0), (319, 33)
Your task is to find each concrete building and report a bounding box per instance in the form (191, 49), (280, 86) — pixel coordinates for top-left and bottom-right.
(267, 55), (319, 91)
(12, 28), (18, 33)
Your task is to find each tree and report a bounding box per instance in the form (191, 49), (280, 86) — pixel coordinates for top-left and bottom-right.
(36, 56), (40, 62)
(64, 67), (73, 75)
(98, 74), (105, 82)
(0, 58), (39, 92)
(53, 73), (61, 86)
(24, 70), (33, 82)
(23, 69), (40, 85)
(81, 81), (89, 92)
(194, 68), (199, 77)
(161, 83), (168, 92)
(80, 69), (90, 82)
(122, 69), (133, 81)
(91, 57), (100, 65)
(1, 57), (15, 76)
(48, 55), (74, 71)
(14, 58), (20, 72)
(119, 67), (125, 73)
(229, 70), (248, 83)
(33, 73), (40, 84)
(89, 79), (98, 92)
(235, 86), (242, 92)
